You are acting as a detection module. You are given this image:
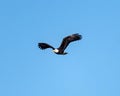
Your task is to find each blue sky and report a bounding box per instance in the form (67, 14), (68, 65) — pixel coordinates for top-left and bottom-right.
(0, 0), (120, 96)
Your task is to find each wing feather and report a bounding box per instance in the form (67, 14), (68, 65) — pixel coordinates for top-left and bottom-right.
(58, 33), (82, 52)
(38, 43), (55, 50)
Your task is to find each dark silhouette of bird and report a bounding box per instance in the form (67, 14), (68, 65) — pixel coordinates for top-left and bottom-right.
(38, 33), (82, 55)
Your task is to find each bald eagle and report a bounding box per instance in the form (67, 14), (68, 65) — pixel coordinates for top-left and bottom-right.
(38, 33), (82, 55)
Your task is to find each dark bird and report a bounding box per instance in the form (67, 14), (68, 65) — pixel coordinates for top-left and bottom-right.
(38, 33), (82, 55)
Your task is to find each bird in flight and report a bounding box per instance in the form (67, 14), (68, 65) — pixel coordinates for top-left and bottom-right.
(38, 33), (82, 55)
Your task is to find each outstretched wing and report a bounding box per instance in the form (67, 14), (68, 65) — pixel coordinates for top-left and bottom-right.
(58, 33), (82, 52)
(38, 43), (55, 50)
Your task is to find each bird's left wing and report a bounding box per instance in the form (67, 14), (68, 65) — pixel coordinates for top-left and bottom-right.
(38, 43), (55, 50)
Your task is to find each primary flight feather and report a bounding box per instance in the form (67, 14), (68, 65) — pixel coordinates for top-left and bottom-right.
(38, 33), (82, 55)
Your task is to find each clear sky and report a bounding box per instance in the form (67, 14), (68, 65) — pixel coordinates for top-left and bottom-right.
(0, 0), (120, 96)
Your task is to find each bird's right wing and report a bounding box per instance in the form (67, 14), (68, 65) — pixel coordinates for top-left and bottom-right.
(58, 33), (82, 52)
(38, 43), (55, 50)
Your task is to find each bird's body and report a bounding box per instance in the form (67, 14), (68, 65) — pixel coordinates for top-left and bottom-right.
(53, 48), (68, 55)
(38, 33), (82, 55)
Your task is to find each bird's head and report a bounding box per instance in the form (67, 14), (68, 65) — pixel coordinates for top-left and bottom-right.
(53, 49), (59, 53)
